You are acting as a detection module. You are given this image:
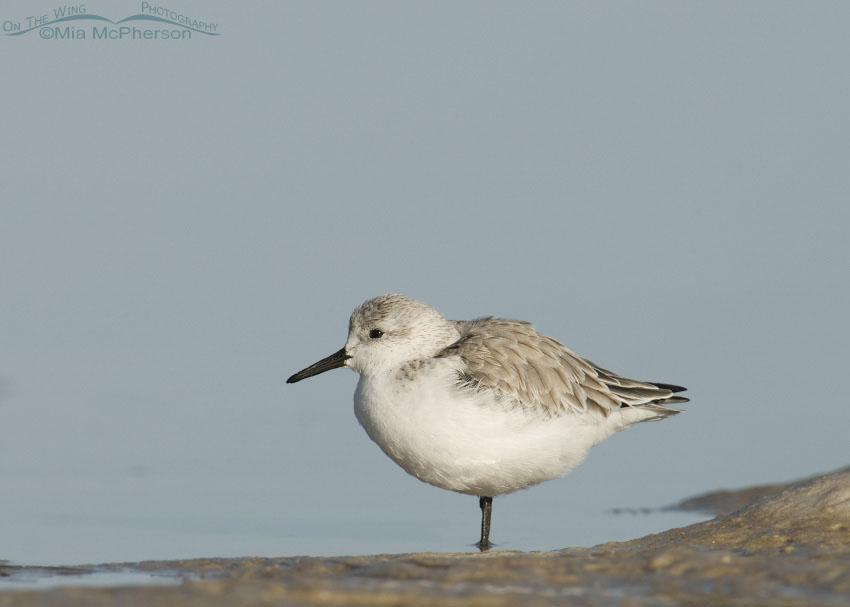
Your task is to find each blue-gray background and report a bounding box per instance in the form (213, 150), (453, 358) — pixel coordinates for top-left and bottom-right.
(2, 1), (848, 565)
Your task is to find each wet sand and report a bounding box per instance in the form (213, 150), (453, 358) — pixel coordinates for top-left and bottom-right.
(2, 467), (848, 606)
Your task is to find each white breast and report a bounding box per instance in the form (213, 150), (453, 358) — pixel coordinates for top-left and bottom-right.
(353, 360), (620, 497)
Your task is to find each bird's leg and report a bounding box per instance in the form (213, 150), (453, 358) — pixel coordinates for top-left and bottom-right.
(477, 496), (493, 551)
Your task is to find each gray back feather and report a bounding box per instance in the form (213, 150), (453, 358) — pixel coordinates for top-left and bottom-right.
(439, 317), (688, 417)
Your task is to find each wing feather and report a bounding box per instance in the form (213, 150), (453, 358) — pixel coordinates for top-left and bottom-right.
(440, 317), (688, 417)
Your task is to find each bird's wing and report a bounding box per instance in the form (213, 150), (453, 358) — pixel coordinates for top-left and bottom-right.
(440, 317), (688, 417)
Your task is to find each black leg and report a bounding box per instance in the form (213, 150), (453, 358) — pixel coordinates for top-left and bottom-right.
(477, 496), (493, 551)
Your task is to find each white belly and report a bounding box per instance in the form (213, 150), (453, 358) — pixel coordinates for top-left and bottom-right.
(353, 365), (618, 497)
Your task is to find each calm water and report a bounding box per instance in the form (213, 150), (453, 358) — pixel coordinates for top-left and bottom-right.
(0, 466), (706, 567)
(0, 568), (182, 591)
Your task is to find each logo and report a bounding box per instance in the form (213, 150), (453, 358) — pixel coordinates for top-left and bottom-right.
(3, 3), (219, 41)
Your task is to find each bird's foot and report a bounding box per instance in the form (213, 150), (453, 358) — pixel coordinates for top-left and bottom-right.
(475, 539), (493, 552)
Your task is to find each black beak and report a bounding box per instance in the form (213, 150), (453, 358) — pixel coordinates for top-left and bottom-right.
(286, 348), (350, 383)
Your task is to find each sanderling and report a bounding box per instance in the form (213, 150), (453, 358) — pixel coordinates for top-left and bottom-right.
(287, 294), (688, 551)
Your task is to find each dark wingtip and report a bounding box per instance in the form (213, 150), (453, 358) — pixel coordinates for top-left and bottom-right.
(649, 382), (688, 393)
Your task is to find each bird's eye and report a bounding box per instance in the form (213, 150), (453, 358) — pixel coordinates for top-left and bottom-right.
(369, 329), (384, 339)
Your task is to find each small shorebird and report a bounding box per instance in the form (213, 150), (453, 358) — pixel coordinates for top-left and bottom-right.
(287, 294), (688, 550)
